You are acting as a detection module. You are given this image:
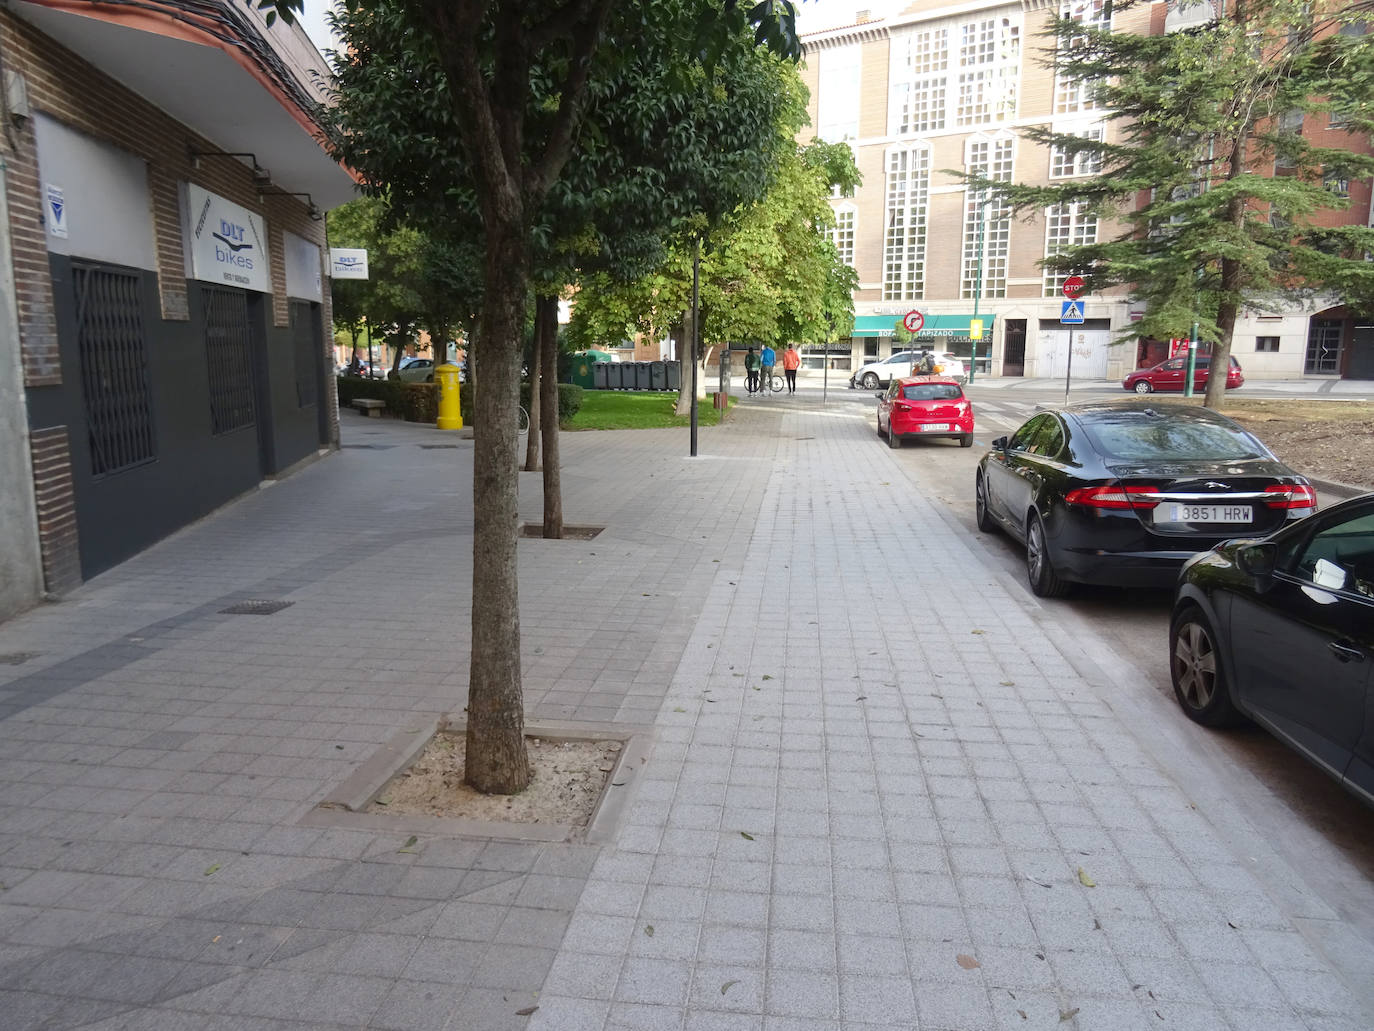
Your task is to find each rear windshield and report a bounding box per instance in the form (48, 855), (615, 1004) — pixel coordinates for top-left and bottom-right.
(902, 383), (963, 401)
(1080, 413), (1268, 461)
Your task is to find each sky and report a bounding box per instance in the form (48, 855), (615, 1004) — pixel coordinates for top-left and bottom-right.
(295, 2), (914, 58)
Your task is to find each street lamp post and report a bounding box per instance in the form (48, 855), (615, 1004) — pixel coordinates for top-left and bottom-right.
(969, 194), (988, 385)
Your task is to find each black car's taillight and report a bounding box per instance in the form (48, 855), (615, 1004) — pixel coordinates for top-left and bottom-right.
(1262, 484), (1316, 509)
(1064, 484), (1161, 510)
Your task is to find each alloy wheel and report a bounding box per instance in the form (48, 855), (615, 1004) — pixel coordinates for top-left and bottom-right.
(1172, 620), (1217, 709)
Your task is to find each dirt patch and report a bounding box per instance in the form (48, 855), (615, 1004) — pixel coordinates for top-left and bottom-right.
(1217, 400), (1374, 491)
(519, 523), (604, 540)
(365, 732), (621, 825)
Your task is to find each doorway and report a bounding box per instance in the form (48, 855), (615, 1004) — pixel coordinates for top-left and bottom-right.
(1003, 319), (1026, 376)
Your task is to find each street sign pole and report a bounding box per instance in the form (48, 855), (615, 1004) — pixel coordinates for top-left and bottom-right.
(970, 196), (986, 385)
(1060, 278), (1086, 404)
(690, 237), (700, 457)
(1184, 320), (1199, 399)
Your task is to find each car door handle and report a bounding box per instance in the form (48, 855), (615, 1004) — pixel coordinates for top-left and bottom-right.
(1328, 641), (1366, 663)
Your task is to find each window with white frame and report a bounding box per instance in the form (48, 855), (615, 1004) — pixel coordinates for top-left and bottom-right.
(1049, 126), (1105, 178)
(888, 13), (1020, 134)
(962, 136), (1014, 299)
(1043, 203), (1097, 296)
(1054, 1), (1110, 115)
(817, 45), (862, 142)
(883, 146), (931, 300)
(830, 206), (856, 268)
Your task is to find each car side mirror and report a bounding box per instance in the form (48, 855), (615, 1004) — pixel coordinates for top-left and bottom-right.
(1236, 541), (1276, 578)
(991, 436), (1008, 451)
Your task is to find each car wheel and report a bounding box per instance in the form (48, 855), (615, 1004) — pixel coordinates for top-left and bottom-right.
(1169, 605), (1241, 726)
(425, 374), (434, 383)
(975, 473), (997, 533)
(959, 433), (973, 448)
(1133, 380), (1153, 394)
(862, 372), (879, 390)
(887, 422), (901, 449)
(1025, 513), (1070, 598)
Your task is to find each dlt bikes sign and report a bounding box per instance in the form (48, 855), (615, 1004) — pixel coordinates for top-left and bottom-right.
(185, 183), (270, 293)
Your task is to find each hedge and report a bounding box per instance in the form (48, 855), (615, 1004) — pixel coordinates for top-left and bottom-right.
(336, 378), (581, 425)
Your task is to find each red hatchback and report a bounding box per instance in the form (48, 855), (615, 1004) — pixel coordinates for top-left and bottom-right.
(877, 377), (975, 448)
(1123, 355), (1244, 394)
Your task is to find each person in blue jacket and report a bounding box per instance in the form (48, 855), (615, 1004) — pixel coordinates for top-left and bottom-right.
(759, 344), (777, 393)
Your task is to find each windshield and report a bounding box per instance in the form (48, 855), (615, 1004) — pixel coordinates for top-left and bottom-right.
(902, 383), (962, 401)
(1081, 413), (1268, 461)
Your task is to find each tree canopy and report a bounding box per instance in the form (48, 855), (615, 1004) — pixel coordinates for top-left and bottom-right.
(963, 0), (1374, 405)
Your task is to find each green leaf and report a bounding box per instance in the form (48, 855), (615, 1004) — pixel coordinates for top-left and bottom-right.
(204, 864), (220, 876)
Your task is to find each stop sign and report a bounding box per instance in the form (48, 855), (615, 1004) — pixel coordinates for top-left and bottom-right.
(1062, 276), (1086, 299)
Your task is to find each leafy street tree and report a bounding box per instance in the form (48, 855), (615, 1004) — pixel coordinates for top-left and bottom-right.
(570, 135), (861, 382)
(323, 0), (803, 795)
(963, 0), (1374, 408)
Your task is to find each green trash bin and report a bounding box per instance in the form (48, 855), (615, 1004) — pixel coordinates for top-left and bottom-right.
(567, 350), (613, 389)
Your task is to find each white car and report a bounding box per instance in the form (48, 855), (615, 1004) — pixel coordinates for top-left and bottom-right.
(849, 351), (968, 389)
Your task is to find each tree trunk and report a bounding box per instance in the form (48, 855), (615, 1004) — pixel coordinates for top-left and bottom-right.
(537, 294), (563, 538)
(674, 309), (694, 416)
(1205, 140), (1249, 410)
(465, 222), (530, 796)
(524, 311), (543, 471)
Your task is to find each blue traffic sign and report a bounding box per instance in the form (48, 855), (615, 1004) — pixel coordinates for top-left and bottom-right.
(1060, 300), (1085, 324)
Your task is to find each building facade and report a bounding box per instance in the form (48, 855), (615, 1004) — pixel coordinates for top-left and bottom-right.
(799, 1), (1374, 382)
(0, 0), (355, 619)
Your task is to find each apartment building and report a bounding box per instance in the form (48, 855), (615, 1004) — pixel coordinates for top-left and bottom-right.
(799, 1), (1374, 382)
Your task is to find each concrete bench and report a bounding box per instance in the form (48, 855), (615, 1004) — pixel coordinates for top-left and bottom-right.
(351, 398), (385, 418)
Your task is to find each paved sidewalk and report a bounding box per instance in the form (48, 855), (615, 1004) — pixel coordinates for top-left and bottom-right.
(0, 403), (1368, 1030)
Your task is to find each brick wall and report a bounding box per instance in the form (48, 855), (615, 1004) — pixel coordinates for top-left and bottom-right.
(26, 426), (79, 594)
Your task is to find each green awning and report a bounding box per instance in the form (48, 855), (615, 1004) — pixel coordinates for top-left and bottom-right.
(849, 314), (996, 338)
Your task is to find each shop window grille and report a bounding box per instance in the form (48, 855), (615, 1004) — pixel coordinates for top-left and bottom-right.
(203, 287), (256, 434)
(73, 265), (156, 477)
(290, 300), (318, 407)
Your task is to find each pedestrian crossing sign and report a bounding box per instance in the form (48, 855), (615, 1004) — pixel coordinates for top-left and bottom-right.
(1060, 300), (1085, 324)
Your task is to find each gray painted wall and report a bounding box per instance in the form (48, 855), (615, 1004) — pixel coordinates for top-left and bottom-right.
(0, 171), (44, 620)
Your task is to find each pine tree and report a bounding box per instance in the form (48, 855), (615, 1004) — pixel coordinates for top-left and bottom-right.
(963, 0), (1374, 406)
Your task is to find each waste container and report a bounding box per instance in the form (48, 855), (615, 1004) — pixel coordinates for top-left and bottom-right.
(567, 352), (598, 390)
(649, 361), (667, 390)
(609, 362), (628, 389)
(634, 361), (652, 390)
(592, 362), (610, 390)
(666, 361), (681, 391)
(435, 363), (463, 430)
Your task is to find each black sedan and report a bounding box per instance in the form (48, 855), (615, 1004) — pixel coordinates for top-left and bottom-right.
(1170, 493), (1374, 804)
(975, 401), (1315, 597)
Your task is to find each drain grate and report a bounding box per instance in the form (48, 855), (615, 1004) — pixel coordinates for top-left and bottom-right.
(0, 652), (40, 666)
(342, 444), (397, 450)
(419, 444), (459, 450)
(219, 600), (295, 616)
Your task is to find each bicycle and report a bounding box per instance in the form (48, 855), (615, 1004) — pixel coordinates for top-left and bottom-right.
(757, 369), (783, 395)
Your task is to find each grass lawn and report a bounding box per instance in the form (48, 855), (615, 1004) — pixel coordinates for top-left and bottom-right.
(565, 391), (731, 430)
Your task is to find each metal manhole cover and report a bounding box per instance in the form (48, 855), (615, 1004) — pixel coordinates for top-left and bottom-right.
(0, 652), (40, 665)
(219, 600), (295, 616)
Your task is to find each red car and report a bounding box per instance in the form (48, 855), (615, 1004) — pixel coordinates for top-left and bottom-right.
(1123, 355), (1244, 394)
(876, 377), (975, 448)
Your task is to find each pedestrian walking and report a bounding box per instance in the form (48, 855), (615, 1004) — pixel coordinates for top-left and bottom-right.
(744, 346), (760, 394)
(781, 343), (800, 393)
(760, 344), (776, 395)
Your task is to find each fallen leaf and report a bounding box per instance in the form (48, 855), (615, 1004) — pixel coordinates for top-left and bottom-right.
(1227, 921), (1238, 929)
(398, 835), (419, 854)
(335, 744), (344, 750)
(752, 686), (760, 691)
(856, 696), (867, 701)
(1077, 867), (1096, 888)
(720, 980), (739, 995)
(515, 1006), (538, 1016)
(740, 831), (755, 841)
(1025, 874), (1052, 888)
(1093, 918), (1102, 930)
(203, 864), (220, 876)
(956, 954), (981, 970)
(644, 925), (655, 937)
(762, 675), (774, 681)
(1000, 680), (1015, 686)
(1059, 1008), (1079, 1022)
(211, 935), (221, 943)
(1018, 1011), (1027, 1021)
(972, 628), (987, 635)
(375, 796), (391, 806)
(673, 707), (686, 713)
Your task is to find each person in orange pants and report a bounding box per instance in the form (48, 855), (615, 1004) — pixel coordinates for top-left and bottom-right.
(781, 343), (801, 393)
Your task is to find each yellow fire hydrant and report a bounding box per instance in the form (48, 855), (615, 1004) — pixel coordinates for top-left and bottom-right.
(435, 363), (463, 430)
